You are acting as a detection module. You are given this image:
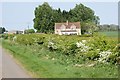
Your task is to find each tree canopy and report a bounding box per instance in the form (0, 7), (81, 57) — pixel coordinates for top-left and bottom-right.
(0, 27), (6, 34)
(33, 2), (100, 34)
(33, 2), (54, 33)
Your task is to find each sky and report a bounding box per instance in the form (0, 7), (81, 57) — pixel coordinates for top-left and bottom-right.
(0, 0), (119, 31)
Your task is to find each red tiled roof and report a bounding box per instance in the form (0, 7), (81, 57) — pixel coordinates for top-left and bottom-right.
(55, 22), (80, 29)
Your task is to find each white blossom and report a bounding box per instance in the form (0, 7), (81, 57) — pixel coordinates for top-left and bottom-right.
(13, 36), (17, 42)
(82, 40), (87, 43)
(48, 41), (54, 48)
(52, 58), (55, 60)
(76, 40), (90, 52)
(76, 42), (85, 48)
(47, 41), (57, 50)
(97, 49), (100, 51)
(49, 41), (54, 45)
(98, 50), (112, 63)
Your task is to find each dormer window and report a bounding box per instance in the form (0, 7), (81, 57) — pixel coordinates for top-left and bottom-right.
(71, 24), (76, 30)
(61, 24), (66, 30)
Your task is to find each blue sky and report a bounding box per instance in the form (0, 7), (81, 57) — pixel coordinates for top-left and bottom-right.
(0, 1), (118, 31)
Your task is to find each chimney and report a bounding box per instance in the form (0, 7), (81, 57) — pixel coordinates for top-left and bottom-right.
(66, 20), (68, 25)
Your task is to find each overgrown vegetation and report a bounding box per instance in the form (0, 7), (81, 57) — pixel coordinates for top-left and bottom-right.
(1, 32), (119, 78)
(3, 33), (119, 65)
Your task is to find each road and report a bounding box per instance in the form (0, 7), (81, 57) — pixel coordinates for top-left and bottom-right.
(0, 46), (31, 78)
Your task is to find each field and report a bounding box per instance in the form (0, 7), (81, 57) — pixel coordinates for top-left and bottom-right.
(98, 31), (118, 38)
(1, 32), (119, 78)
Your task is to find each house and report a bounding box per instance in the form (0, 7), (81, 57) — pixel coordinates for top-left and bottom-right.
(55, 21), (81, 35)
(5, 30), (23, 34)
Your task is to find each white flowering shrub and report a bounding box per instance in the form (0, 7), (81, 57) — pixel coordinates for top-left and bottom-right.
(76, 40), (90, 52)
(47, 38), (59, 51)
(47, 41), (57, 50)
(13, 36), (17, 42)
(98, 50), (112, 63)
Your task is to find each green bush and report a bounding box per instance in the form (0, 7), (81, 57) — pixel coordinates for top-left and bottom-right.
(1, 34), (8, 39)
(24, 29), (35, 34)
(0, 34), (15, 40)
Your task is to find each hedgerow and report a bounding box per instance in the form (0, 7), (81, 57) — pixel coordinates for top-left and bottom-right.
(7, 33), (119, 65)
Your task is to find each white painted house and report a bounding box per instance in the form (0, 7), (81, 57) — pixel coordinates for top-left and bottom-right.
(55, 21), (81, 35)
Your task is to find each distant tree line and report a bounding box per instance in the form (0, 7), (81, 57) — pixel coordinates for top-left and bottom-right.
(98, 24), (118, 31)
(33, 2), (100, 34)
(24, 29), (35, 34)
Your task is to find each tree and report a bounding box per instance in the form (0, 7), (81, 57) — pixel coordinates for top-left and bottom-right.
(94, 16), (100, 26)
(24, 29), (35, 34)
(69, 4), (95, 22)
(33, 2), (54, 33)
(81, 21), (98, 34)
(0, 27), (6, 34)
(2, 27), (6, 33)
(69, 3), (99, 34)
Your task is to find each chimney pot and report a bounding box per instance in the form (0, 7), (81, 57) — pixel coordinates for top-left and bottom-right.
(66, 20), (68, 25)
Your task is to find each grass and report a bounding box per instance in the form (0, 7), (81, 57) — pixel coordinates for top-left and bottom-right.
(98, 31), (118, 38)
(1, 39), (118, 78)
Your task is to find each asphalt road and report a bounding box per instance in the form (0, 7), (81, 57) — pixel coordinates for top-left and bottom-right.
(0, 46), (30, 78)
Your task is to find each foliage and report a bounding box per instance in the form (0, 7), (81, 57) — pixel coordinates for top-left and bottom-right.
(33, 2), (54, 33)
(0, 34), (15, 40)
(69, 4), (97, 22)
(81, 21), (98, 34)
(33, 2), (100, 34)
(24, 29), (35, 34)
(0, 27), (6, 34)
(0, 34), (8, 39)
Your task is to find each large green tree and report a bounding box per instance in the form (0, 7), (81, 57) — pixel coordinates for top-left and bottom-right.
(33, 2), (54, 33)
(68, 4), (99, 33)
(69, 4), (95, 22)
